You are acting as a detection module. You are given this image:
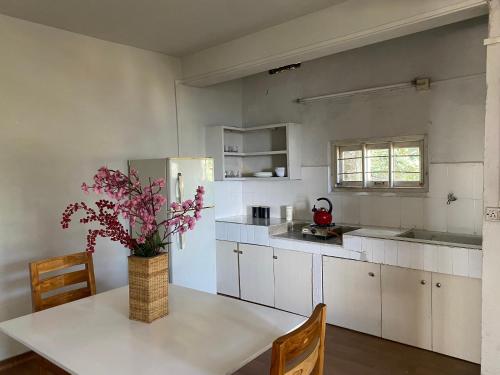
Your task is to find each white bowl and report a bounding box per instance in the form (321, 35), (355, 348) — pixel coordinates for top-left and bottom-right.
(253, 172), (273, 178)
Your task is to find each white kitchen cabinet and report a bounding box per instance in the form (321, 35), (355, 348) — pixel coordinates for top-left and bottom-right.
(274, 248), (312, 316)
(381, 265), (432, 350)
(206, 123), (302, 181)
(215, 240), (240, 297)
(323, 256), (381, 336)
(432, 273), (482, 363)
(239, 244), (275, 306)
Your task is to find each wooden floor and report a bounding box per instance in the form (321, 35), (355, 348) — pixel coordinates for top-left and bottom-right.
(235, 325), (480, 375)
(0, 325), (480, 375)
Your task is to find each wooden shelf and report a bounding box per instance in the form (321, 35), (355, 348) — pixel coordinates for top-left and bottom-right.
(224, 150), (287, 157)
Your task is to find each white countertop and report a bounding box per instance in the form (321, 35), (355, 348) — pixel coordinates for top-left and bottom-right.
(0, 285), (305, 375)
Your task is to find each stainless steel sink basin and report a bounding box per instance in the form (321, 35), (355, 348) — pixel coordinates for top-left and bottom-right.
(397, 229), (482, 247)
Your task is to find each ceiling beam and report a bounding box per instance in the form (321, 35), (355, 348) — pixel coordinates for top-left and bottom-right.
(180, 0), (488, 87)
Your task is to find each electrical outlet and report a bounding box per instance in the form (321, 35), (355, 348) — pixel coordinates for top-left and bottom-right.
(485, 207), (500, 221)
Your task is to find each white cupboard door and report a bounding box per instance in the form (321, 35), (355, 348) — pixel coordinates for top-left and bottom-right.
(215, 241), (240, 297)
(323, 257), (381, 336)
(274, 248), (313, 316)
(432, 273), (482, 363)
(381, 265), (432, 350)
(239, 244), (275, 307)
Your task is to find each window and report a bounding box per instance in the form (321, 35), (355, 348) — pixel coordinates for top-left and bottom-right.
(332, 136), (426, 191)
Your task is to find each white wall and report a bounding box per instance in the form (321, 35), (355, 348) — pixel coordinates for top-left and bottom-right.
(480, 1), (500, 373)
(176, 80), (244, 219)
(240, 18), (486, 234)
(0, 14), (181, 360)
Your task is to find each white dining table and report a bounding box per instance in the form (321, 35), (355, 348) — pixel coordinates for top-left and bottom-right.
(0, 285), (305, 375)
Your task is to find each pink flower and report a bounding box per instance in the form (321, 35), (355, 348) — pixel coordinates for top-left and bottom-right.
(170, 202), (181, 211)
(197, 186), (205, 195)
(182, 199), (193, 210)
(137, 236), (146, 244)
(153, 178), (166, 188)
(194, 211), (202, 220)
(81, 183), (89, 194)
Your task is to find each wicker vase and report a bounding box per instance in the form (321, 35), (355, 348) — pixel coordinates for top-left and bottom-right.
(128, 252), (168, 323)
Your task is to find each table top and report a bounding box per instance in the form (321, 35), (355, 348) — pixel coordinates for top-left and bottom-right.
(0, 285), (305, 375)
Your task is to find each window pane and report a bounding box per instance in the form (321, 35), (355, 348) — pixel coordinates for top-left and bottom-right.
(339, 149), (362, 159)
(339, 173), (362, 182)
(366, 172), (389, 181)
(393, 172), (421, 182)
(339, 158), (362, 174)
(393, 146), (420, 156)
(394, 156), (420, 173)
(367, 148), (389, 157)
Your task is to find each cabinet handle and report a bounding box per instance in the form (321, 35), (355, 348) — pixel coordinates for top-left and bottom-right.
(436, 282), (442, 288)
(233, 249), (238, 253)
(368, 272), (375, 277)
(273, 255), (278, 260)
(420, 280), (426, 285)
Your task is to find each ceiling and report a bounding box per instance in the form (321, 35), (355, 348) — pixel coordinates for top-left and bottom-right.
(0, 0), (346, 56)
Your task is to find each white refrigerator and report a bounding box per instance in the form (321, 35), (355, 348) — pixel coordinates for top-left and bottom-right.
(128, 157), (216, 294)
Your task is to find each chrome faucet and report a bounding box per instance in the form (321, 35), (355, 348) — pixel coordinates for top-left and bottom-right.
(447, 192), (457, 205)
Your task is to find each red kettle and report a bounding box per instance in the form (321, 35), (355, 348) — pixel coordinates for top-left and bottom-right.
(312, 197), (333, 226)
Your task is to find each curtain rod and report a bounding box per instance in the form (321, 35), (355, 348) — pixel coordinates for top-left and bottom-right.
(296, 73), (485, 104)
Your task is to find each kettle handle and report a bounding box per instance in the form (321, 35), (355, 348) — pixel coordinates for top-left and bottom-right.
(316, 197), (333, 214)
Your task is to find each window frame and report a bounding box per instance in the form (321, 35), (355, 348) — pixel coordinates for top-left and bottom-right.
(330, 135), (428, 193)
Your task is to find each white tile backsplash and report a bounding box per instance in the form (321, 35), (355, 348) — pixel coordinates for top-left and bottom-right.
(473, 200), (483, 235)
(447, 199), (475, 234)
(401, 197), (424, 229)
(428, 164), (448, 198)
(423, 198), (447, 232)
(341, 195), (360, 225)
(448, 164), (475, 199)
(234, 164), (483, 236)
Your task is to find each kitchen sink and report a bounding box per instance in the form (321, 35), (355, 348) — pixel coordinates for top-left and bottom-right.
(396, 229), (482, 247)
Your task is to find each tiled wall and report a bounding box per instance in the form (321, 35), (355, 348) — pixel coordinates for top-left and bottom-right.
(238, 163), (483, 235)
(214, 181), (243, 218)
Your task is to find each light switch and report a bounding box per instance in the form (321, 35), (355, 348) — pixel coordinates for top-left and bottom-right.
(485, 207), (500, 221)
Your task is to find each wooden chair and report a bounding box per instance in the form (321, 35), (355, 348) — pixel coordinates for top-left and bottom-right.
(270, 304), (327, 375)
(29, 251), (96, 312)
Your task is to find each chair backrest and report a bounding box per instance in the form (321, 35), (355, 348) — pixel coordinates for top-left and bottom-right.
(29, 252), (96, 312)
(270, 304), (327, 375)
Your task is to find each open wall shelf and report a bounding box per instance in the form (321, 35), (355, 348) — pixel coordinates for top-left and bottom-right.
(206, 123), (302, 181)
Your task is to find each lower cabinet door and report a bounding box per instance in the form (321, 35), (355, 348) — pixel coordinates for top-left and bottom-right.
(239, 244), (275, 307)
(274, 248), (312, 316)
(432, 273), (482, 363)
(381, 265), (432, 350)
(323, 256), (381, 336)
(215, 240), (240, 297)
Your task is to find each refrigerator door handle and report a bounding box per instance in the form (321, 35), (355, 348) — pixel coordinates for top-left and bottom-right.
(177, 172), (185, 250)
